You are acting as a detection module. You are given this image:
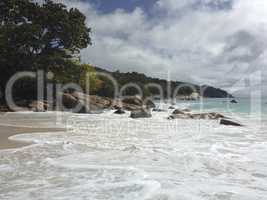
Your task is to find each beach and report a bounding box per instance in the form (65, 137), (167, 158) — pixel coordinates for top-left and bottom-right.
(2, 0), (266, 198)
(0, 125), (64, 149)
(0, 112), (66, 149)
(0, 100), (267, 199)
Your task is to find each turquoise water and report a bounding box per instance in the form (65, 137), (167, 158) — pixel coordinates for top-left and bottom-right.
(176, 98), (267, 117)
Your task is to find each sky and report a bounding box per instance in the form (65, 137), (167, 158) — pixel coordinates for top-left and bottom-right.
(63, 0), (267, 96)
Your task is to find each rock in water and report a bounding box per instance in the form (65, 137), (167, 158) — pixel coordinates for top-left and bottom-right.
(230, 99), (238, 103)
(208, 112), (226, 119)
(181, 108), (191, 112)
(114, 108), (126, 114)
(169, 109), (194, 119)
(168, 113), (193, 119)
(220, 119), (242, 126)
(169, 111), (226, 120)
(191, 112), (226, 120)
(168, 106), (175, 109)
(172, 109), (185, 115)
(152, 108), (166, 112)
(191, 113), (209, 119)
(130, 109), (152, 119)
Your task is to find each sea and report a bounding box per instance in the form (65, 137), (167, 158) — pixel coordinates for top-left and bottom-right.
(0, 97), (267, 200)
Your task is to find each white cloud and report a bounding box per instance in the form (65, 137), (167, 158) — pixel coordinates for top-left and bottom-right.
(63, 0), (267, 96)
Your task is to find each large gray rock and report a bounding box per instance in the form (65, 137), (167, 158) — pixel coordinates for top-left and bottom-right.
(62, 93), (78, 109)
(169, 109), (193, 120)
(61, 93), (86, 113)
(220, 119), (243, 126)
(172, 109), (186, 115)
(191, 112), (225, 120)
(59, 92), (108, 113)
(208, 112), (226, 119)
(169, 111), (226, 120)
(71, 92), (112, 109)
(181, 108), (191, 113)
(152, 108), (166, 112)
(168, 113), (193, 120)
(122, 97), (143, 106)
(122, 96), (156, 110)
(191, 113), (209, 119)
(120, 103), (142, 111)
(114, 108), (126, 114)
(130, 109), (152, 119)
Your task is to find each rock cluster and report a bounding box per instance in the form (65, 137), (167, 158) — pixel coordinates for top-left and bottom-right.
(3, 93), (243, 127)
(169, 109), (226, 120)
(130, 109), (152, 119)
(62, 93), (156, 113)
(168, 109), (242, 126)
(9, 93), (155, 114)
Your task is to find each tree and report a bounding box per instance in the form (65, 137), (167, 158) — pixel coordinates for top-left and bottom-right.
(0, 0), (91, 87)
(0, 0), (91, 95)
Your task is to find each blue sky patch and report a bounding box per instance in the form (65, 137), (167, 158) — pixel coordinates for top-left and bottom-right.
(84, 0), (157, 13)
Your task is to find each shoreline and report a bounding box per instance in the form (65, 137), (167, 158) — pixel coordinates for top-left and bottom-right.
(0, 125), (64, 150)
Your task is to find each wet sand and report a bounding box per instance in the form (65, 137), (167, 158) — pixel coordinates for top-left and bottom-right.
(0, 112), (68, 150)
(0, 125), (64, 149)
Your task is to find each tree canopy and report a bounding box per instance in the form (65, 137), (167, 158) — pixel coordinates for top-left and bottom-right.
(0, 0), (92, 89)
(0, 0), (96, 100)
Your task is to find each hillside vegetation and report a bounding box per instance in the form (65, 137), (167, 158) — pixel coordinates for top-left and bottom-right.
(95, 67), (233, 98)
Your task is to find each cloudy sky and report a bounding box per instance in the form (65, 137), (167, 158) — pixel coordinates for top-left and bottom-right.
(64, 0), (267, 96)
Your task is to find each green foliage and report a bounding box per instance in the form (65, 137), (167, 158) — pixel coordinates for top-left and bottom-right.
(12, 77), (37, 100)
(52, 62), (100, 93)
(94, 67), (232, 98)
(96, 78), (116, 98)
(94, 68), (197, 98)
(79, 64), (100, 93)
(0, 0), (95, 101)
(0, 0), (91, 89)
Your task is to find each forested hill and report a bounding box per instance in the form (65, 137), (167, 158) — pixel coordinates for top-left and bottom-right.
(94, 67), (233, 98)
